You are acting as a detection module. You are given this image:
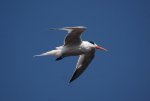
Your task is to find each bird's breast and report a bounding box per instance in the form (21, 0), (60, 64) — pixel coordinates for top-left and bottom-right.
(62, 46), (88, 57)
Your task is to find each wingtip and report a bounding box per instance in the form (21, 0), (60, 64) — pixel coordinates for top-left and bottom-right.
(49, 28), (63, 30)
(69, 80), (72, 83)
(77, 26), (87, 29)
(69, 80), (73, 84)
(49, 28), (57, 30)
(69, 77), (75, 83)
(69, 81), (72, 84)
(67, 81), (73, 85)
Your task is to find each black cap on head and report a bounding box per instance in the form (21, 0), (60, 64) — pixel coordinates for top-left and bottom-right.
(88, 41), (95, 45)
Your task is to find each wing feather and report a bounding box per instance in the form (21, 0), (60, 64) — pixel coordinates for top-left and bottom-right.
(49, 26), (86, 46)
(62, 26), (86, 46)
(69, 48), (95, 83)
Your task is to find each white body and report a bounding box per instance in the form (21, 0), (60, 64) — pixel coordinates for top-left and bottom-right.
(57, 41), (95, 57)
(36, 41), (95, 58)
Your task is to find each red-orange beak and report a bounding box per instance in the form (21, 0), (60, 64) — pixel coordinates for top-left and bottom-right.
(95, 45), (107, 51)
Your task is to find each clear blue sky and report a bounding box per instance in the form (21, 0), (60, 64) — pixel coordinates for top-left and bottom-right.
(0, 0), (150, 101)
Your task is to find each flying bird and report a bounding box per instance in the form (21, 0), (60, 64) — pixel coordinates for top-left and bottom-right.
(35, 26), (107, 83)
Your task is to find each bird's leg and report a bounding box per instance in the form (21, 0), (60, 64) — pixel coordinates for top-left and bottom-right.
(55, 56), (64, 61)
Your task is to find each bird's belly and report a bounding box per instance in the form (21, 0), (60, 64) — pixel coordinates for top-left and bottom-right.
(62, 47), (86, 57)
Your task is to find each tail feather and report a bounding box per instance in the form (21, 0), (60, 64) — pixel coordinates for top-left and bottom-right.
(34, 53), (48, 57)
(34, 50), (61, 57)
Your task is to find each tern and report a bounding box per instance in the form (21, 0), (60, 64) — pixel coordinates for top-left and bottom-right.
(35, 26), (107, 83)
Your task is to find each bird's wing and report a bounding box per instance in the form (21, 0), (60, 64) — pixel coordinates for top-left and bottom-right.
(63, 26), (86, 46)
(49, 26), (86, 46)
(69, 48), (95, 83)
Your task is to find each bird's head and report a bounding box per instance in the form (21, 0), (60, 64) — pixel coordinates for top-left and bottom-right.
(88, 41), (107, 51)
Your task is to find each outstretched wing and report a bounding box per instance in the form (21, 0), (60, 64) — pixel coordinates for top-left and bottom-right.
(64, 26), (86, 46)
(69, 48), (95, 83)
(49, 26), (86, 46)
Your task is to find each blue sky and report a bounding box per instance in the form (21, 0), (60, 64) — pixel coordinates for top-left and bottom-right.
(0, 0), (150, 101)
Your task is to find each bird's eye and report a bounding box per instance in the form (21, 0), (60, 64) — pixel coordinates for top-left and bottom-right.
(88, 41), (95, 45)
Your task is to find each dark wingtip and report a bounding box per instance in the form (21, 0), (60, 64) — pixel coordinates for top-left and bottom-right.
(69, 79), (74, 84)
(69, 75), (77, 84)
(69, 68), (83, 84)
